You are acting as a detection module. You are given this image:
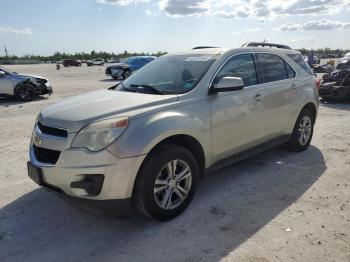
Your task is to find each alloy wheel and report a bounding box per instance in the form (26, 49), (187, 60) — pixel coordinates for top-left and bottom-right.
(154, 159), (192, 210)
(298, 115), (312, 146)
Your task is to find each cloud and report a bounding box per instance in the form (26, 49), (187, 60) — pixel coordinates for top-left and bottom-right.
(97, 0), (149, 6)
(156, 0), (350, 19)
(158, 0), (210, 16)
(97, 0), (350, 21)
(246, 27), (261, 33)
(277, 19), (350, 31)
(145, 9), (152, 15)
(289, 37), (315, 43)
(0, 27), (32, 36)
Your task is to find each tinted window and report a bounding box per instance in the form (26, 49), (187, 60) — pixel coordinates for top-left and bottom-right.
(256, 53), (288, 83)
(288, 54), (314, 75)
(285, 62), (296, 78)
(214, 53), (257, 87)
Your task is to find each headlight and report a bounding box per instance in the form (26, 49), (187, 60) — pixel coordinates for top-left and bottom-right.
(71, 117), (128, 152)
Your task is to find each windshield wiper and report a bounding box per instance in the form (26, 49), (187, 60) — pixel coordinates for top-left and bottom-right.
(129, 84), (164, 95)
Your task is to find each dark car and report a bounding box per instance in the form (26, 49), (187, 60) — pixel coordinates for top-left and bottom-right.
(105, 56), (156, 80)
(62, 59), (82, 67)
(320, 69), (350, 101)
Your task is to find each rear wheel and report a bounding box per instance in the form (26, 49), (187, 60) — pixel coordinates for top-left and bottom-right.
(287, 108), (315, 151)
(14, 83), (36, 102)
(134, 144), (199, 221)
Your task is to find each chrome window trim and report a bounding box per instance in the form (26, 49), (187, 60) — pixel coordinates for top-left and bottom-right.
(208, 51), (298, 94)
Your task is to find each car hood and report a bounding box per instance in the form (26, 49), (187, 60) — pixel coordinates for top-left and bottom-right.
(19, 73), (47, 80)
(108, 63), (129, 69)
(39, 89), (179, 132)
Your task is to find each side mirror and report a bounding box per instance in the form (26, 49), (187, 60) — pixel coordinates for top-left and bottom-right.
(0, 71), (6, 77)
(211, 77), (244, 94)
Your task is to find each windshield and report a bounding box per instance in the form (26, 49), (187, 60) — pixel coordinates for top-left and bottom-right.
(120, 57), (133, 64)
(117, 54), (217, 95)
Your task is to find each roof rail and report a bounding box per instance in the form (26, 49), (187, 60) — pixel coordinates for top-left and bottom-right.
(242, 42), (292, 50)
(192, 46), (219, 50)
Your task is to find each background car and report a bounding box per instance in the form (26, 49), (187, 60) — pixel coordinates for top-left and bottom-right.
(0, 66), (52, 101)
(340, 52), (350, 63)
(106, 58), (120, 63)
(336, 60), (350, 70)
(87, 58), (105, 66)
(62, 59), (82, 67)
(105, 56), (156, 79)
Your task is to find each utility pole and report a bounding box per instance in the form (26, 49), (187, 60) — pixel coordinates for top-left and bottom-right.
(4, 46), (8, 57)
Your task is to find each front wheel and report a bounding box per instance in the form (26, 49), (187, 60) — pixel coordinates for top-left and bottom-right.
(122, 70), (131, 79)
(134, 145), (199, 221)
(14, 83), (36, 102)
(287, 108), (315, 151)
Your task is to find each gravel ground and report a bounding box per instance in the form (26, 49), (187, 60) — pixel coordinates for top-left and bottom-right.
(0, 64), (349, 262)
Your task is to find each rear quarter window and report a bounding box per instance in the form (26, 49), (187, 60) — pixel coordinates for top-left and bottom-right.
(288, 54), (314, 75)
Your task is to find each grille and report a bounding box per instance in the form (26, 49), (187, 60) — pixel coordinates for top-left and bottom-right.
(33, 145), (61, 165)
(38, 122), (68, 138)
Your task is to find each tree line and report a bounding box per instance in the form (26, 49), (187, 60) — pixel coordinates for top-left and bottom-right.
(1, 48), (349, 62)
(0, 50), (168, 62)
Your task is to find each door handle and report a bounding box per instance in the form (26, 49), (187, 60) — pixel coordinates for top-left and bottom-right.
(254, 93), (263, 102)
(292, 83), (297, 89)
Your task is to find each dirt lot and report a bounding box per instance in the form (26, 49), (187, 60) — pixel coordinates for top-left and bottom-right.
(0, 64), (349, 262)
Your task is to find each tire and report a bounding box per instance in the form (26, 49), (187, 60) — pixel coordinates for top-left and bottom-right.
(14, 83), (36, 102)
(122, 70), (131, 79)
(134, 144), (199, 221)
(287, 108), (315, 151)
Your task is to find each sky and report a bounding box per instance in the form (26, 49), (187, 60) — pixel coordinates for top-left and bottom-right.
(0, 0), (350, 56)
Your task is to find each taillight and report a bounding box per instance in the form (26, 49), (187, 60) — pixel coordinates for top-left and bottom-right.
(315, 78), (321, 92)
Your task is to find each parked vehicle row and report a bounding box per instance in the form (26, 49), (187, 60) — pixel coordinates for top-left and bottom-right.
(0, 66), (52, 101)
(27, 42), (319, 220)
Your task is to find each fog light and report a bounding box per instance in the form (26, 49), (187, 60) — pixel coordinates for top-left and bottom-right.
(71, 174), (104, 196)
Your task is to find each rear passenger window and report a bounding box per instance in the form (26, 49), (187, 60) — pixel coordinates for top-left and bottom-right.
(285, 62), (296, 78)
(256, 53), (288, 83)
(214, 53), (257, 87)
(288, 54), (314, 75)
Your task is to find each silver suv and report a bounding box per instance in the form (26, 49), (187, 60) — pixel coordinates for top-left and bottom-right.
(28, 43), (319, 220)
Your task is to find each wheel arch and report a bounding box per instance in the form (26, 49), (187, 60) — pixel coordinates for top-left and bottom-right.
(149, 134), (206, 177)
(302, 102), (317, 121)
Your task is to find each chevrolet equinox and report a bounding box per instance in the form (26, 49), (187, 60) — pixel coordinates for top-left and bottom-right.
(28, 43), (319, 220)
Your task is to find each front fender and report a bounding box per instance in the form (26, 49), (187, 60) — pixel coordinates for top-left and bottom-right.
(107, 101), (212, 165)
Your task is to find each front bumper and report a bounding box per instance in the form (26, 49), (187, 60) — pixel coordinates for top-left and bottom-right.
(29, 141), (146, 200)
(40, 81), (53, 95)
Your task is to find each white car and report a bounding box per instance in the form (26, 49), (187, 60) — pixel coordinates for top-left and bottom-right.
(341, 52), (350, 63)
(87, 58), (105, 66)
(0, 66), (52, 101)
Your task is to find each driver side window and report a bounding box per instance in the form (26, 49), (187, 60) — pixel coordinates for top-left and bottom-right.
(214, 53), (257, 87)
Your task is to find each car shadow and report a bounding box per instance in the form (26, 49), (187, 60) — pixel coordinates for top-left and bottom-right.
(0, 145), (326, 262)
(320, 100), (350, 111)
(0, 96), (49, 107)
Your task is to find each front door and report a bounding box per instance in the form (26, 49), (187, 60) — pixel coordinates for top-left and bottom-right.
(209, 53), (268, 162)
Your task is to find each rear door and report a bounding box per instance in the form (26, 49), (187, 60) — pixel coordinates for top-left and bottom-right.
(254, 53), (297, 138)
